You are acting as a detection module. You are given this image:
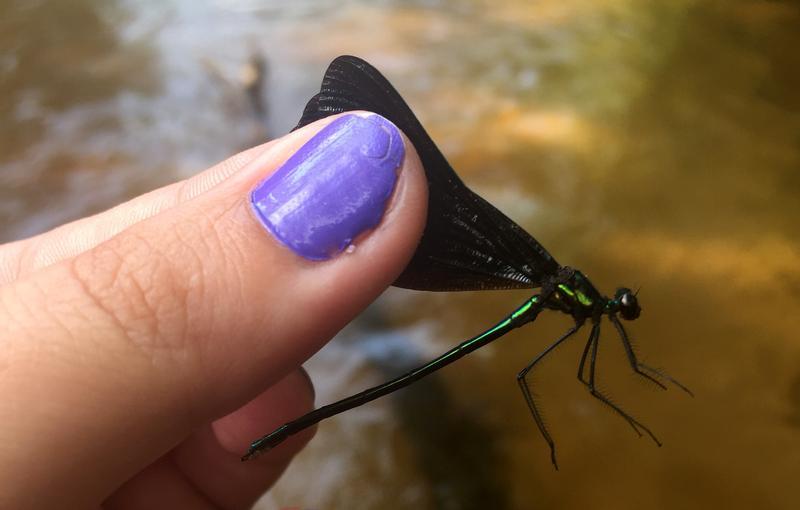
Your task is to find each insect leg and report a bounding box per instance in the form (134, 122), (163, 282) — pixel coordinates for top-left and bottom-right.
(516, 320), (583, 470)
(579, 322), (662, 445)
(610, 315), (693, 396)
(577, 324), (639, 435)
(576, 324), (594, 383)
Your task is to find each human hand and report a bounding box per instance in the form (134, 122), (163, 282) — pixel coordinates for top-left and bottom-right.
(0, 113), (427, 509)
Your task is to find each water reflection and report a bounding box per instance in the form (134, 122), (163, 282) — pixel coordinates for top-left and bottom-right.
(2, 0), (799, 509)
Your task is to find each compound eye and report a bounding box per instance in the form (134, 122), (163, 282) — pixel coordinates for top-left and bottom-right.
(616, 288), (641, 320)
(621, 292), (635, 308)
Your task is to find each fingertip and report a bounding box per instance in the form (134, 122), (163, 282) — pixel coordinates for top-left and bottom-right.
(212, 368), (317, 457)
(162, 369), (316, 509)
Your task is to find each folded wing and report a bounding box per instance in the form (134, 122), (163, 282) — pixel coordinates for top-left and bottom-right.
(294, 55), (559, 291)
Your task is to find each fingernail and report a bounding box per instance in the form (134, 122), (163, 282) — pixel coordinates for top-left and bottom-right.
(250, 114), (404, 260)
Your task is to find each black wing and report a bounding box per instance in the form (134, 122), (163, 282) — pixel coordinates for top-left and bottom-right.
(294, 55), (560, 291)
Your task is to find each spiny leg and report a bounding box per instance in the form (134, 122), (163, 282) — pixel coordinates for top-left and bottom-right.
(576, 323), (594, 383)
(611, 315), (693, 396)
(637, 364), (694, 397)
(608, 315), (667, 390)
(576, 324), (641, 437)
(583, 322), (662, 446)
(517, 321), (582, 470)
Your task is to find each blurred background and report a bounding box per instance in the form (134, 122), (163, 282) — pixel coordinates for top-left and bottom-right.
(2, 0), (799, 508)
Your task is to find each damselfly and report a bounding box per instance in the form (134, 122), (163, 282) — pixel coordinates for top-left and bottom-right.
(243, 56), (690, 468)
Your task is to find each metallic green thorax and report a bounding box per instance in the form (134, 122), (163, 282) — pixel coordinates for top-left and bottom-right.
(557, 283), (594, 307)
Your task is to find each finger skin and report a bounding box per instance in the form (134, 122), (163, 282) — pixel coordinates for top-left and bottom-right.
(0, 113), (427, 509)
(105, 369), (316, 510)
(0, 115), (340, 285)
(0, 142), (268, 285)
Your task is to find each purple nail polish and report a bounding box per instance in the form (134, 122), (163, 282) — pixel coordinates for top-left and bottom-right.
(250, 114), (404, 260)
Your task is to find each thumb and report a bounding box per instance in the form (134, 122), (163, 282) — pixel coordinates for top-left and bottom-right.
(0, 113), (427, 507)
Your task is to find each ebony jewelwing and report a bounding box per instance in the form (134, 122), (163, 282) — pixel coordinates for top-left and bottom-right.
(242, 55), (690, 468)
